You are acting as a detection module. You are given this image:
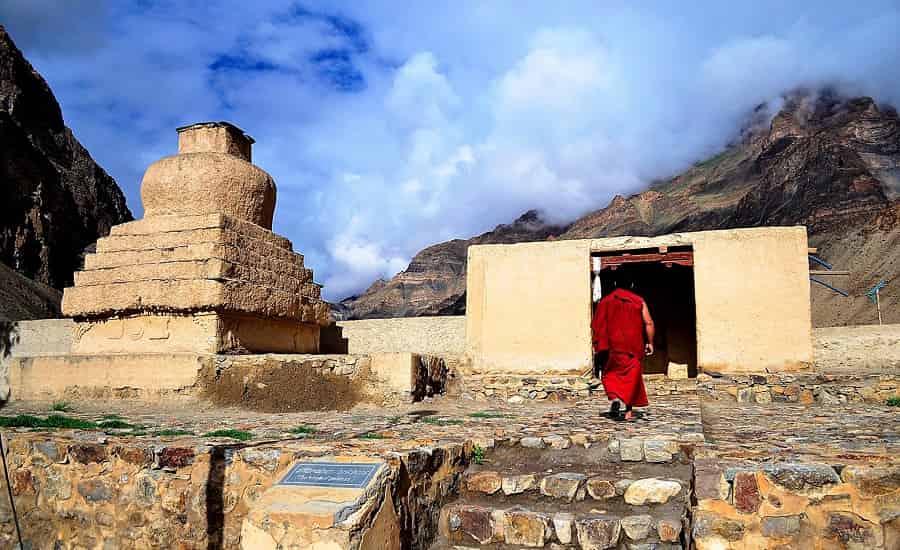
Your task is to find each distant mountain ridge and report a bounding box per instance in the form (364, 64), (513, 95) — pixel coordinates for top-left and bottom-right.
(335, 210), (569, 319)
(0, 25), (132, 319)
(340, 91), (899, 326)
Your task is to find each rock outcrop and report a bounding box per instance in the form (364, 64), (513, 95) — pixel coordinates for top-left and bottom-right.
(0, 25), (132, 296)
(345, 91), (900, 325)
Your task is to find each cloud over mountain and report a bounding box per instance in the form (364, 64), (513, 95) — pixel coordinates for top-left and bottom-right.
(3, 1), (899, 298)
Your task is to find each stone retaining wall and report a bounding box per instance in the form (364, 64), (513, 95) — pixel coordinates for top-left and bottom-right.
(455, 373), (698, 402)
(0, 432), (468, 549)
(337, 316), (465, 356)
(693, 458), (900, 549)
(698, 372), (900, 405)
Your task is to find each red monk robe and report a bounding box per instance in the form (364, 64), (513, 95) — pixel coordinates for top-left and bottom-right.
(591, 287), (649, 408)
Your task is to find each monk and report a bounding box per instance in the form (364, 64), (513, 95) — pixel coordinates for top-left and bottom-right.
(591, 270), (655, 421)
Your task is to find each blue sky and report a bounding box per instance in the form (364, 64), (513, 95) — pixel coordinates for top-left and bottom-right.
(3, 1), (900, 299)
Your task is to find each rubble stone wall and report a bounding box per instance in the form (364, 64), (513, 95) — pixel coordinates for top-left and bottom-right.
(698, 372), (900, 405)
(693, 459), (900, 549)
(456, 373), (699, 402)
(0, 433), (469, 550)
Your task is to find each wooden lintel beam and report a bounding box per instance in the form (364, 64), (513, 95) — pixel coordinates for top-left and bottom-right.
(600, 251), (694, 269)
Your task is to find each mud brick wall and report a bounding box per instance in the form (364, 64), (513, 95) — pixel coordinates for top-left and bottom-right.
(692, 459), (900, 549)
(337, 316), (465, 356)
(698, 372), (900, 405)
(0, 433), (469, 549)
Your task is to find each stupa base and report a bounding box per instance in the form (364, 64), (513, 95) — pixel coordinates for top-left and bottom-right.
(71, 312), (320, 355)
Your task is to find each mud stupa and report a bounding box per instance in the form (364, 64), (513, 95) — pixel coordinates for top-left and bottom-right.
(62, 122), (330, 354)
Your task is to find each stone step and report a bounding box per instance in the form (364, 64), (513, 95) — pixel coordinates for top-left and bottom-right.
(462, 444), (691, 501)
(434, 500), (685, 549)
(464, 468), (688, 507)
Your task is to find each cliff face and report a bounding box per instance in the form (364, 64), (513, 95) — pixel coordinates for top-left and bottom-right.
(0, 25), (132, 293)
(344, 92), (900, 325)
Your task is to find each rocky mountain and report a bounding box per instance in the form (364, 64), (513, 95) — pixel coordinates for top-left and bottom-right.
(337, 210), (569, 319)
(0, 261), (60, 322)
(0, 26), (131, 318)
(342, 91), (899, 326)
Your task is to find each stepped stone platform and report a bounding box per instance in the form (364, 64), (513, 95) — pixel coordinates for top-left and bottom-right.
(0, 381), (897, 549)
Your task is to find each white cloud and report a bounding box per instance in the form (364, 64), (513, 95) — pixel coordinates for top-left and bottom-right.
(5, 1), (900, 300)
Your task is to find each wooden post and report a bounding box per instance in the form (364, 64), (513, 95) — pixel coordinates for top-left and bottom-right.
(876, 288), (883, 325)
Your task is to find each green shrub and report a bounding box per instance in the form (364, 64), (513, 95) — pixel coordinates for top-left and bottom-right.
(887, 396), (900, 407)
(0, 415), (97, 430)
(203, 429), (252, 441)
(472, 445), (486, 465)
(468, 411), (510, 419)
(51, 401), (72, 412)
(289, 425), (317, 434)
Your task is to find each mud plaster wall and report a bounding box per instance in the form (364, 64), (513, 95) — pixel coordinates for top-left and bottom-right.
(688, 227), (813, 373)
(465, 227), (813, 375)
(466, 239), (592, 375)
(337, 317), (465, 356)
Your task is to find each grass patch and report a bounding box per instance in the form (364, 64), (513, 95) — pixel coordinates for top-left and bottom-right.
(289, 425), (317, 435)
(468, 411), (511, 419)
(203, 429), (253, 441)
(693, 148), (733, 169)
(98, 419), (137, 430)
(472, 444), (486, 465)
(155, 429), (195, 437)
(51, 401), (73, 412)
(418, 416), (464, 426)
(887, 396), (900, 407)
(0, 414), (98, 430)
(358, 432), (386, 439)
(101, 414), (124, 420)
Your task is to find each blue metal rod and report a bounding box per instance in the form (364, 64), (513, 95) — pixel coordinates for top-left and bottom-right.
(808, 255), (833, 270)
(810, 276), (849, 296)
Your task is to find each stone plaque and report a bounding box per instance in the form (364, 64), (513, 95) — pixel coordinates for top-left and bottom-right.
(278, 462), (380, 489)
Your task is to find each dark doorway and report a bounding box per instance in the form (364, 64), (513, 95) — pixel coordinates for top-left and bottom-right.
(591, 248), (698, 377)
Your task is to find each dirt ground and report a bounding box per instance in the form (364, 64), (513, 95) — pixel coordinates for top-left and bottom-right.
(199, 358), (363, 412)
(813, 324), (900, 371)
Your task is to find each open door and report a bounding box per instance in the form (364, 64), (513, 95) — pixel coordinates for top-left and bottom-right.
(591, 246), (697, 376)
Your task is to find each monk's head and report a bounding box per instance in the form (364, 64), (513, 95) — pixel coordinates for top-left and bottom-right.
(610, 266), (628, 288)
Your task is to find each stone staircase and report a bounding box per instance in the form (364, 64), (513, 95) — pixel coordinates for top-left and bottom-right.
(430, 444), (690, 549)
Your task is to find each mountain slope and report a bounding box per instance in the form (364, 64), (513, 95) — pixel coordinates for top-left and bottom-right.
(342, 92), (900, 326)
(0, 25), (132, 293)
(337, 211), (569, 319)
(0, 261), (60, 322)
